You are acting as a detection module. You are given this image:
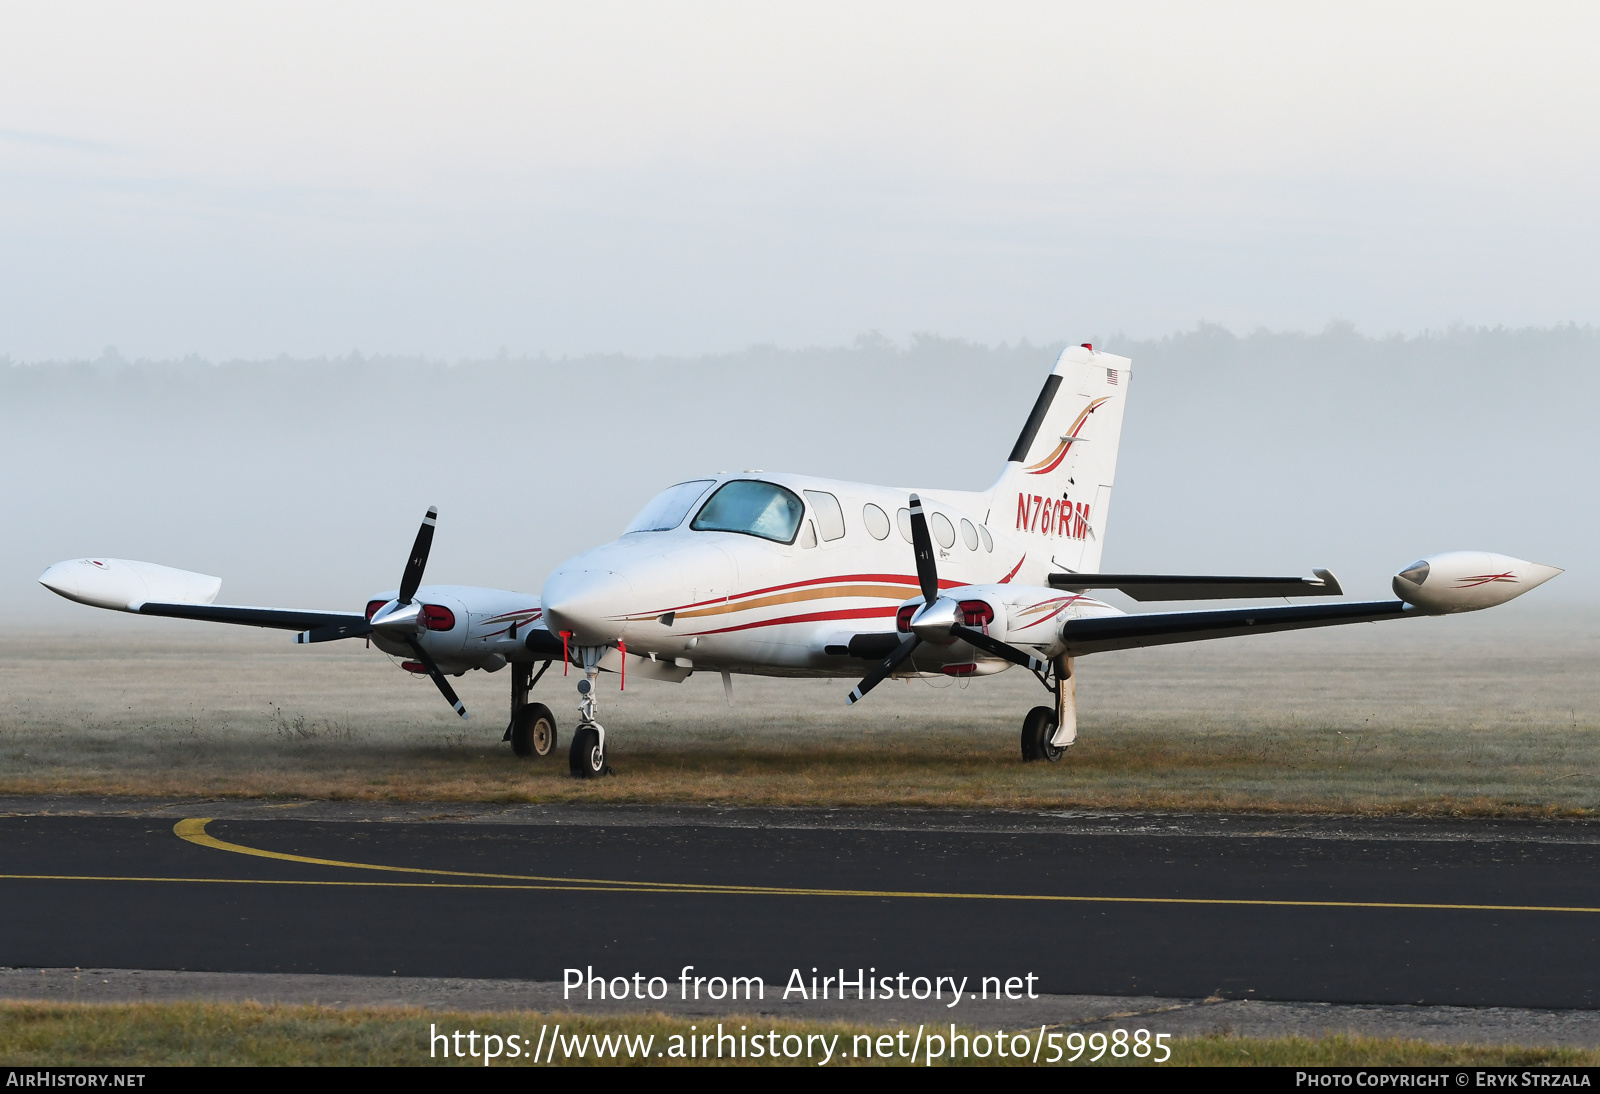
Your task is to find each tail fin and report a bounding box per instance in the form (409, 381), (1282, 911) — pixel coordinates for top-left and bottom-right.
(989, 344), (1131, 576)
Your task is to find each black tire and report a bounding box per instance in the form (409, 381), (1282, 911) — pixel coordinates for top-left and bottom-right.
(511, 703), (557, 758)
(1020, 705), (1065, 763)
(569, 725), (606, 778)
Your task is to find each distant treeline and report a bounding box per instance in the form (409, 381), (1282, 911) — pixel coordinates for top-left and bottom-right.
(5, 324), (1595, 615)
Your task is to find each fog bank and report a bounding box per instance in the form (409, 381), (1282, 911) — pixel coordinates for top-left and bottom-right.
(5, 324), (1591, 624)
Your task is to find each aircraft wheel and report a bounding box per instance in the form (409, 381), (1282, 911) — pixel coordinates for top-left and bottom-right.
(511, 703), (557, 758)
(1020, 706), (1064, 763)
(569, 725), (607, 778)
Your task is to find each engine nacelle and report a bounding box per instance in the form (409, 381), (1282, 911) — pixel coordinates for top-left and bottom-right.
(934, 582), (1118, 660)
(1391, 551), (1561, 613)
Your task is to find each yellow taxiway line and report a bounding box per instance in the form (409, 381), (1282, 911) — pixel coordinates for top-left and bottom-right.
(96, 817), (1599, 916)
(1, 819), (1590, 916)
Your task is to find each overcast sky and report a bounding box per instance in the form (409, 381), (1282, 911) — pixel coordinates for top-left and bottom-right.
(2, 2), (1598, 359)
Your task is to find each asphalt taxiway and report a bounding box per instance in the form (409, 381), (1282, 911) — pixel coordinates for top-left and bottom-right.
(1, 798), (1598, 1012)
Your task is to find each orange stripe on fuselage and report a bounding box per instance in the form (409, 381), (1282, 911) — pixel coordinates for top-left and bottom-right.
(621, 557), (1028, 622)
(642, 572), (940, 616)
(665, 584), (922, 621)
(680, 605), (899, 638)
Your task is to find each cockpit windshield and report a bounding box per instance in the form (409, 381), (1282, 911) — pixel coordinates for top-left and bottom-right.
(623, 479), (716, 533)
(691, 480), (805, 544)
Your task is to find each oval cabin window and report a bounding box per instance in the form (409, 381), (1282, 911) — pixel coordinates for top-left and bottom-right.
(862, 503), (890, 540)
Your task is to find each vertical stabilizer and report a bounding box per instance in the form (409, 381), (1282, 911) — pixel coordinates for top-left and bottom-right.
(989, 345), (1131, 578)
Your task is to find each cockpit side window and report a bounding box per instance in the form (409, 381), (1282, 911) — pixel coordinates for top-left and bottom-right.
(624, 479), (716, 533)
(691, 480), (806, 544)
(803, 490), (846, 541)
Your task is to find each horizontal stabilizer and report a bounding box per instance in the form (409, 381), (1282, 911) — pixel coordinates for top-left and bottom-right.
(1061, 599), (1410, 656)
(138, 602), (370, 632)
(1049, 569), (1342, 601)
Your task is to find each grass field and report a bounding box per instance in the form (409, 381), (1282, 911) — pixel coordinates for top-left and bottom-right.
(2, 606), (1596, 814)
(0, 1002), (1594, 1067)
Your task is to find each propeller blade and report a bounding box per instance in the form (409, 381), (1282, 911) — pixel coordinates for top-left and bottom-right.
(846, 634), (921, 705)
(951, 624), (1048, 673)
(907, 494), (939, 607)
(406, 637), (468, 719)
(398, 506), (438, 605)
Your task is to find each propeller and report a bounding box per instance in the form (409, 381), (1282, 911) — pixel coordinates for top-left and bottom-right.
(398, 506), (436, 605)
(845, 493), (1048, 705)
(368, 506), (468, 720)
(404, 635), (468, 720)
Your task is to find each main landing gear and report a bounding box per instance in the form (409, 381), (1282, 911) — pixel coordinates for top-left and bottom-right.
(505, 660), (558, 758)
(1021, 654), (1078, 763)
(503, 650), (611, 777)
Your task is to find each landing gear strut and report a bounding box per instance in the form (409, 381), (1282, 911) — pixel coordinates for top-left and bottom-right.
(1021, 655), (1076, 762)
(568, 652), (611, 778)
(505, 660), (557, 758)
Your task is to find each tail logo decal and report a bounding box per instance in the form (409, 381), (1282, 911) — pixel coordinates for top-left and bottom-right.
(1024, 397), (1109, 475)
(1015, 494), (1091, 540)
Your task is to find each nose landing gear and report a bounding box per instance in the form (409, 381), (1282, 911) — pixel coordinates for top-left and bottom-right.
(569, 651), (612, 778)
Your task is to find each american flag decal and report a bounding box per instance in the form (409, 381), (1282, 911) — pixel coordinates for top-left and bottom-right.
(1106, 368), (1118, 385)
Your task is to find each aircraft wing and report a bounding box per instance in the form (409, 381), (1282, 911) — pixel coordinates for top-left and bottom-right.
(1049, 570), (1342, 600)
(1060, 600), (1412, 656)
(136, 601), (371, 640)
(40, 558), (370, 642)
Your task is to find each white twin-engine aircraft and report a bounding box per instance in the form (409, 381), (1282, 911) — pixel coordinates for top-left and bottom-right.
(41, 345), (1561, 778)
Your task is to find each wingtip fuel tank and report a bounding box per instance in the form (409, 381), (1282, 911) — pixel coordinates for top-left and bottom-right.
(38, 558), (222, 611)
(1391, 551), (1562, 613)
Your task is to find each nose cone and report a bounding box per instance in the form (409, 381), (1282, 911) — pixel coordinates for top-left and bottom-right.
(542, 566), (635, 644)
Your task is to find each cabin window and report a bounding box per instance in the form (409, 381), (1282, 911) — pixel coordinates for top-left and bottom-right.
(692, 479), (806, 544)
(930, 512), (956, 549)
(960, 518), (979, 551)
(624, 479), (716, 533)
(862, 503), (890, 540)
(979, 525), (994, 552)
(896, 508), (914, 543)
(803, 490), (846, 541)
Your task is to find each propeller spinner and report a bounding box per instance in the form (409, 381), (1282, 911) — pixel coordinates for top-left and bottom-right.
(845, 494), (1048, 705)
